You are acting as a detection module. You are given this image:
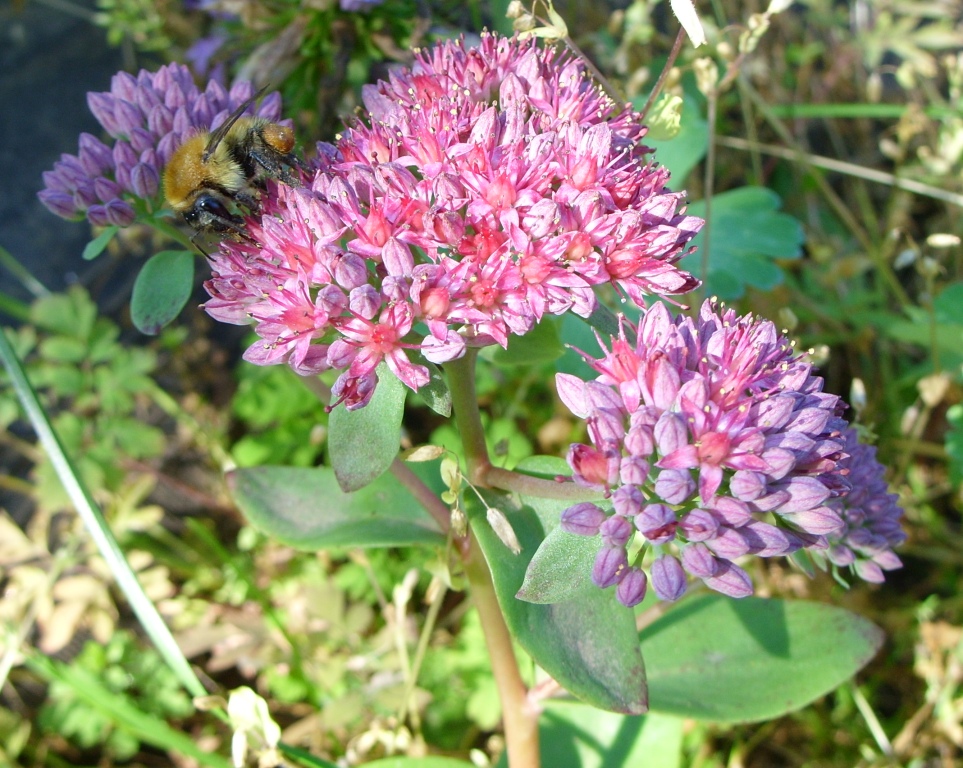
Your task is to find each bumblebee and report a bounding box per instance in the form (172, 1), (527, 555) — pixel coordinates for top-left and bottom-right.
(163, 91), (300, 239)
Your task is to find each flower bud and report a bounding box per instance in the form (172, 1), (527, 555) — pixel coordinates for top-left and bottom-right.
(94, 177), (122, 203)
(681, 542), (718, 578)
(105, 199), (136, 227)
(591, 546), (627, 589)
(703, 561), (753, 598)
(679, 509), (718, 542)
(130, 163), (159, 199)
(654, 468), (695, 505)
(86, 204), (110, 227)
(612, 484), (643, 517)
(600, 515), (633, 548)
(38, 190), (79, 219)
(650, 555), (687, 602)
(560, 503), (606, 536)
(616, 568), (647, 607)
(636, 503), (677, 544)
(78, 133), (114, 175)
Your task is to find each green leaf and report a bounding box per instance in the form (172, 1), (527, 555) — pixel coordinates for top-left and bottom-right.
(513, 454), (574, 481)
(516, 526), (597, 603)
(28, 654), (229, 768)
(557, 313), (603, 378)
(83, 226), (119, 260)
(640, 594), (884, 722)
(328, 362), (406, 491)
(531, 704), (683, 768)
(879, 307), (963, 371)
(38, 336), (88, 364)
(102, 416), (165, 459)
(934, 281), (963, 325)
(30, 285), (98, 338)
(277, 743), (341, 768)
(0, 328), (206, 699)
(413, 363), (452, 417)
(278, 741), (341, 768)
(486, 318), (564, 366)
(466, 490), (647, 714)
(583, 301), (624, 340)
(362, 758), (475, 768)
(228, 464), (445, 549)
(130, 250), (195, 335)
(683, 187), (804, 299)
(512, 454), (614, 610)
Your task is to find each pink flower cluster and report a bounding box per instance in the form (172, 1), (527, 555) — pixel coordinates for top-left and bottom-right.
(556, 300), (905, 607)
(203, 33), (702, 408)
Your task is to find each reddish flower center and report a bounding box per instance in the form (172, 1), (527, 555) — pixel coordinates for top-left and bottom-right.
(485, 173), (517, 210)
(697, 432), (731, 465)
(469, 278), (498, 308)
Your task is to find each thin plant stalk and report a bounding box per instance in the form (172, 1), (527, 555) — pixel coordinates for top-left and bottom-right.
(0, 325), (207, 700)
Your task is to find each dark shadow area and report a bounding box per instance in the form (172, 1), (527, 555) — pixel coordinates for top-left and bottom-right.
(0, 0), (124, 306)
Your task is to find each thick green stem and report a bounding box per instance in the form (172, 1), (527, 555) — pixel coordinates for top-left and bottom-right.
(445, 350), (492, 486)
(445, 351), (540, 766)
(464, 536), (540, 768)
(485, 466), (603, 502)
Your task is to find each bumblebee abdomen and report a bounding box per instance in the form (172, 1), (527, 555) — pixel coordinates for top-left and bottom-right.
(261, 122), (296, 154)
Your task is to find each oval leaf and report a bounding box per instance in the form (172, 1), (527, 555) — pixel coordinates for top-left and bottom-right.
(513, 456), (605, 603)
(83, 225), (119, 260)
(328, 362), (405, 492)
(640, 594), (884, 722)
(228, 464), (444, 549)
(131, 250), (195, 335)
(516, 526), (596, 603)
(467, 490), (647, 714)
(495, 703), (683, 768)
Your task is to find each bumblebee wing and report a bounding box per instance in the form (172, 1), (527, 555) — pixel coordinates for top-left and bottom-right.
(203, 86), (270, 161)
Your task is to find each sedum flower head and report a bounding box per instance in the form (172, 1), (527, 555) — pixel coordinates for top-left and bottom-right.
(205, 33), (702, 408)
(339, 0), (386, 10)
(823, 428), (906, 583)
(38, 63), (283, 228)
(556, 300), (904, 607)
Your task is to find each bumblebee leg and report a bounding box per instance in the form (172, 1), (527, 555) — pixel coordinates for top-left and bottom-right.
(249, 148), (303, 186)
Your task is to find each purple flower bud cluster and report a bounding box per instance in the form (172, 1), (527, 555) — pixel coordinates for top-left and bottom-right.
(823, 428), (906, 583)
(339, 0), (386, 10)
(556, 300), (905, 607)
(38, 63), (283, 228)
(203, 33), (702, 409)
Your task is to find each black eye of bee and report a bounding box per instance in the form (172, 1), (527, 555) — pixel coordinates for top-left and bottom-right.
(184, 194), (241, 232)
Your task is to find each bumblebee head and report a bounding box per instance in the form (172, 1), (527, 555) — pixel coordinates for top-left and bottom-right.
(183, 193), (243, 233)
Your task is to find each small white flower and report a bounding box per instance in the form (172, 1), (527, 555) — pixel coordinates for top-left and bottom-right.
(227, 687), (282, 768)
